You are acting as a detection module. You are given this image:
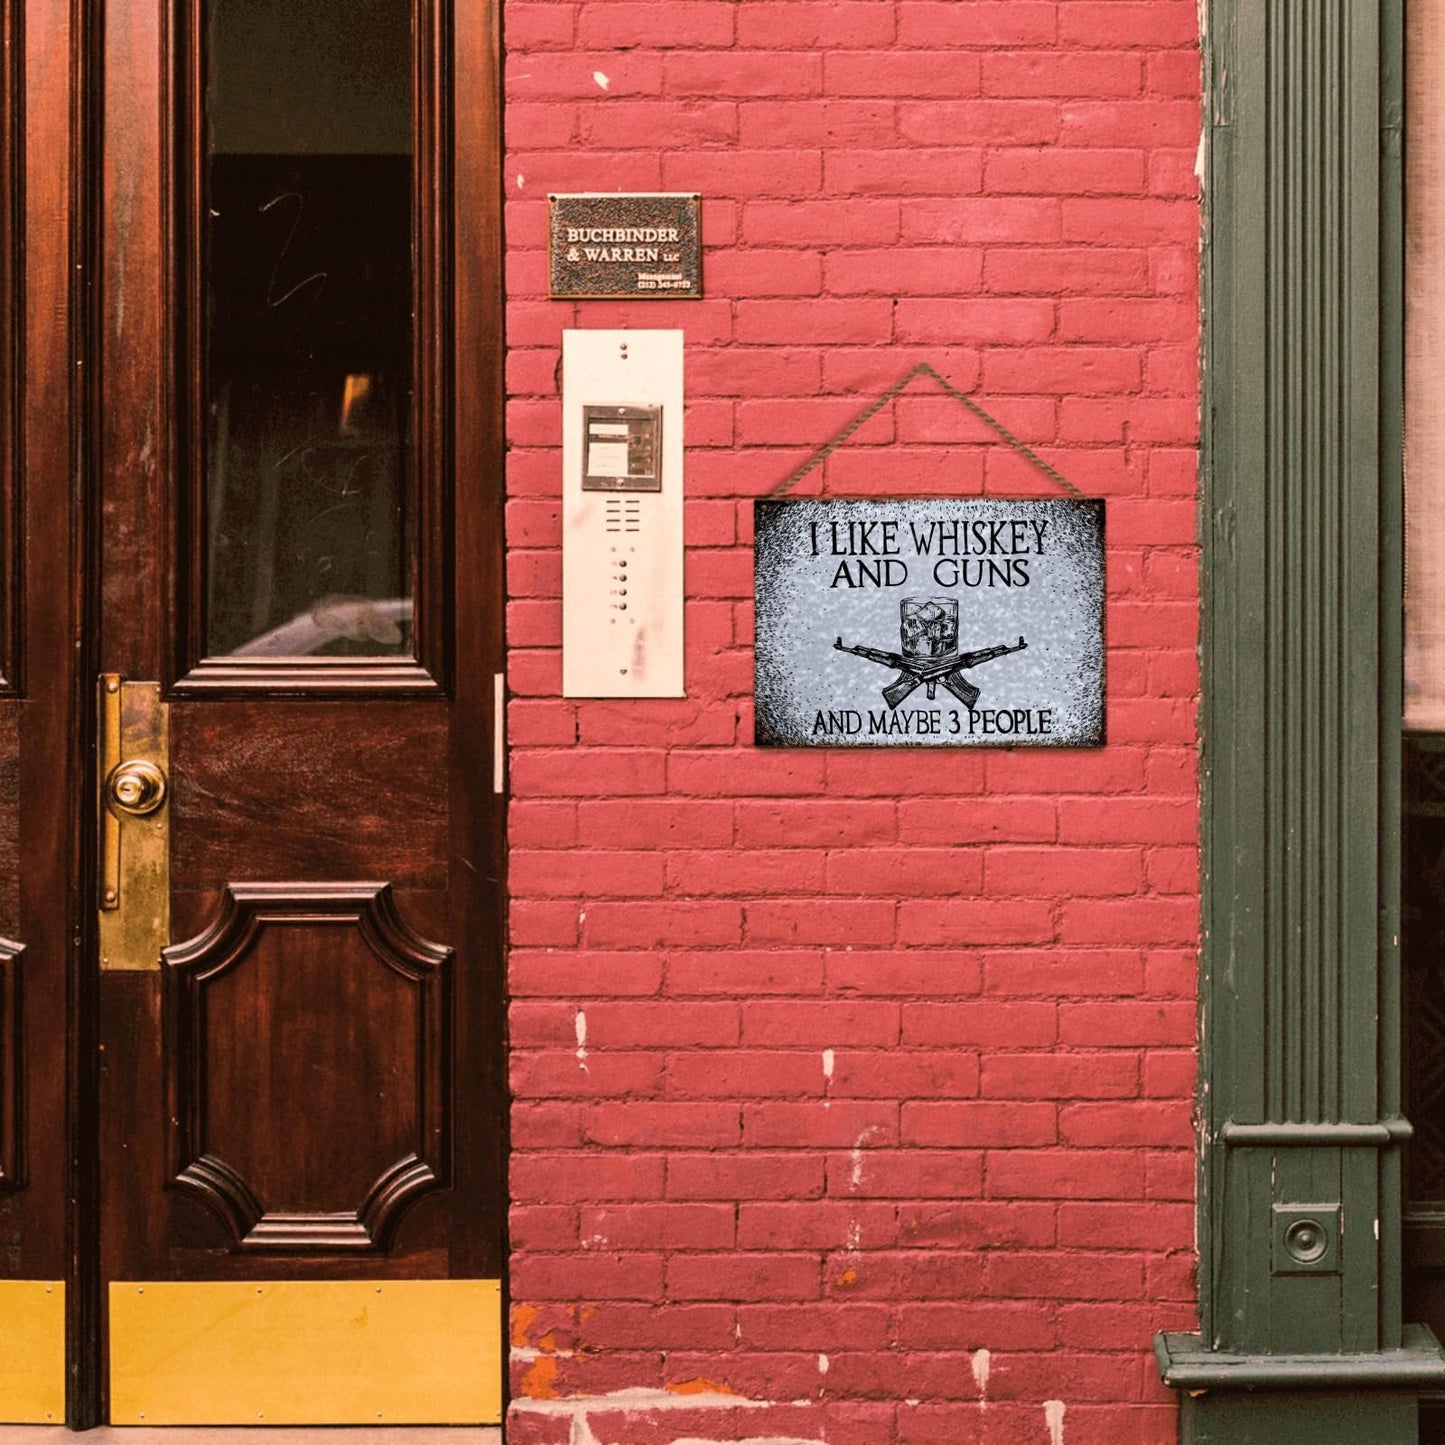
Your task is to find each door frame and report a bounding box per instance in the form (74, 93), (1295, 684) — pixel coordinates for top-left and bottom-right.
(8, 0), (507, 1424)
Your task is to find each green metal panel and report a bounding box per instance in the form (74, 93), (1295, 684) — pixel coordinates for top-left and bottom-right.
(1171, 0), (1445, 1430)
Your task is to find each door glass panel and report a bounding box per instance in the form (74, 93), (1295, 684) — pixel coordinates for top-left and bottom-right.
(203, 0), (413, 658)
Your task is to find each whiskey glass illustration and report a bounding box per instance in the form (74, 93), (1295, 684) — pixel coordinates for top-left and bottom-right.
(900, 597), (959, 659)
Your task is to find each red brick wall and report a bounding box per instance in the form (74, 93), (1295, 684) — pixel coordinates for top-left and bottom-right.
(503, 4), (1202, 1442)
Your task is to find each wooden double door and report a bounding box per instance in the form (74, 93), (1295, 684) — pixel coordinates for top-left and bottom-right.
(0, 0), (505, 1426)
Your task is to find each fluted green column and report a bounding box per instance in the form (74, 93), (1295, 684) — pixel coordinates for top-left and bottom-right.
(1155, 0), (1445, 1439)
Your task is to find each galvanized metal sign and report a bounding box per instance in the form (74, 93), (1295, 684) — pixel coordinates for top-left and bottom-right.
(754, 498), (1105, 747)
(549, 193), (702, 299)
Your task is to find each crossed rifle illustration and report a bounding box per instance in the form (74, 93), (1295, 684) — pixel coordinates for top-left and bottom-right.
(835, 597), (1027, 711)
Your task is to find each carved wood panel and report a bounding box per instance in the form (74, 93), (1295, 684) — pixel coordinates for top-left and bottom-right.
(163, 883), (452, 1252)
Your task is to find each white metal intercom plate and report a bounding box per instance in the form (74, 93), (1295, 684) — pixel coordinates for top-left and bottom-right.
(562, 330), (684, 698)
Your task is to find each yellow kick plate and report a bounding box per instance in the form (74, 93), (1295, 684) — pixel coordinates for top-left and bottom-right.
(109, 1279), (501, 1424)
(0, 1281), (65, 1422)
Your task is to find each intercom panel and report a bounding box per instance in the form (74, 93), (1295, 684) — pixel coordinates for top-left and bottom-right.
(562, 330), (684, 698)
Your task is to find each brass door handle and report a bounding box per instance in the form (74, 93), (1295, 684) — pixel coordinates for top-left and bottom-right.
(106, 758), (167, 818)
(97, 675), (170, 970)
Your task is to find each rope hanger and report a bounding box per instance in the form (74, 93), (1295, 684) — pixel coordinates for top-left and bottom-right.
(768, 361), (1084, 499)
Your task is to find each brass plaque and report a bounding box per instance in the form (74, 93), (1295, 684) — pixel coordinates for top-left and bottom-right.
(549, 192), (701, 299)
(109, 1279), (502, 1424)
(0, 1281), (65, 1422)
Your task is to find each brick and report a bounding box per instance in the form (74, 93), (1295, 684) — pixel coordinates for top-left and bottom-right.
(987, 147), (1146, 195)
(898, 3), (1057, 46)
(510, 949), (664, 998)
(668, 1152), (826, 1200)
(739, 1300), (894, 1349)
(825, 847), (986, 896)
(703, 248), (823, 298)
(902, 196), (1059, 244)
(577, 2), (734, 47)
(981, 949), (1147, 997)
(744, 899), (897, 946)
(506, 6), (577, 49)
(666, 51), (824, 98)
(580, 1202), (736, 1251)
(669, 1252), (821, 1301)
(897, 1299), (1056, 1350)
(1059, 1101), (1193, 1147)
(898, 899), (1056, 946)
(899, 99), (1060, 146)
(829, 1148), (984, 1198)
(826, 51), (983, 98)
(664, 148), (824, 197)
(1059, 898), (1200, 947)
(903, 1101), (1057, 1147)
(985, 846), (1143, 897)
(742, 999), (901, 1046)
(742, 1100), (900, 1147)
(512, 1252), (664, 1300)
(981, 1052), (1140, 1105)
(825, 246), (985, 297)
(1060, 2), (1201, 48)
(737, 2), (898, 48)
(903, 1001), (1057, 1047)
(665, 1047), (825, 1098)
(896, 297), (1055, 344)
(511, 1051), (663, 1099)
(511, 1152), (665, 1202)
(667, 950), (826, 997)
(582, 1001), (740, 1047)
(830, 1049), (982, 1098)
(668, 847), (828, 895)
(744, 199), (901, 246)
(581, 901), (742, 948)
(736, 299), (894, 345)
(583, 1102), (741, 1148)
(1058, 1202), (1192, 1251)
(898, 796), (1056, 843)
(739, 99), (898, 148)
(826, 950), (984, 997)
(1058, 1001), (1196, 1047)
(900, 1200), (1056, 1250)
(987, 1148), (1145, 1199)
(984, 345), (1142, 395)
(1063, 196), (1197, 245)
(985, 51), (1143, 98)
(509, 848), (666, 897)
(576, 798), (733, 848)
(1059, 99), (1200, 147)
(734, 800), (896, 848)
(825, 148), (985, 197)
(575, 100), (736, 149)
(986, 245), (1149, 296)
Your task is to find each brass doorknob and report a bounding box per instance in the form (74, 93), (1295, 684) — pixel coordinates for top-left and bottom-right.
(106, 759), (167, 817)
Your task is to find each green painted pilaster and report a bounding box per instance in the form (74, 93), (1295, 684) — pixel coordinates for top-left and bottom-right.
(1159, 0), (1445, 1438)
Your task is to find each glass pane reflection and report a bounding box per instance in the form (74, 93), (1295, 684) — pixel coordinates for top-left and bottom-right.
(203, 0), (413, 658)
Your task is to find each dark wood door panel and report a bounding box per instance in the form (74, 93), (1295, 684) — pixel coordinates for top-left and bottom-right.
(169, 703), (450, 891)
(164, 883), (452, 1255)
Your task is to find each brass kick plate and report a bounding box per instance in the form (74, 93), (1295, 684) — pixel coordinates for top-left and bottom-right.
(98, 676), (170, 971)
(0, 1281), (64, 1422)
(108, 1279), (502, 1424)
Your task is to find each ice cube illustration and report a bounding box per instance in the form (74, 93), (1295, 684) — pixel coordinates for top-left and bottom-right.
(900, 597), (958, 659)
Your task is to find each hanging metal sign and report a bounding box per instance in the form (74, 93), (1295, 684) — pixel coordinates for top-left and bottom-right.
(754, 498), (1105, 747)
(549, 193), (702, 299)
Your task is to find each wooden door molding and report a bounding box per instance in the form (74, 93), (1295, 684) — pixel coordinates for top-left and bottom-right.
(0, 935), (24, 1189)
(0, 0), (23, 697)
(163, 883), (453, 1255)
